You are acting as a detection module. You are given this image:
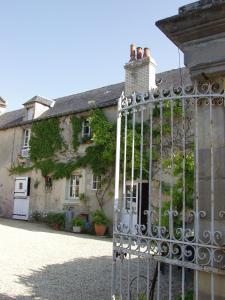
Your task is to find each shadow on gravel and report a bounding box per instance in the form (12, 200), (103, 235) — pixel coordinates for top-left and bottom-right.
(0, 218), (112, 242)
(16, 256), (112, 300)
(0, 295), (15, 300)
(0, 295), (31, 300)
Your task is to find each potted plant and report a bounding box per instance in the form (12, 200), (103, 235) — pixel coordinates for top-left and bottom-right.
(46, 212), (65, 230)
(92, 210), (110, 236)
(72, 217), (85, 233)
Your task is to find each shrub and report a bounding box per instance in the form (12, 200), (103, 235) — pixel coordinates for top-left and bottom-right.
(72, 217), (85, 227)
(175, 290), (194, 300)
(92, 210), (110, 226)
(46, 212), (65, 229)
(30, 211), (45, 223)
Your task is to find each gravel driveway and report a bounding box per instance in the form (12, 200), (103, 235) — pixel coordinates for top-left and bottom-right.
(0, 218), (113, 300)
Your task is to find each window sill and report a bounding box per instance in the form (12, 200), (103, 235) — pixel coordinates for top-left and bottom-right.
(64, 199), (80, 204)
(81, 139), (93, 145)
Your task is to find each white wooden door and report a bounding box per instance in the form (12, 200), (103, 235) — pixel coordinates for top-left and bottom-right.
(13, 177), (30, 220)
(14, 177), (29, 197)
(13, 197), (29, 220)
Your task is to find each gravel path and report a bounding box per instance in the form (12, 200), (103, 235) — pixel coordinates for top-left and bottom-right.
(0, 218), (113, 300)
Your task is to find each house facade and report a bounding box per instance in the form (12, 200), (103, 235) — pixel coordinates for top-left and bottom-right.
(0, 45), (191, 221)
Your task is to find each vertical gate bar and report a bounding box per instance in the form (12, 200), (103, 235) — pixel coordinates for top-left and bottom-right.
(128, 252), (131, 300)
(148, 104), (153, 236)
(169, 98), (174, 300)
(137, 256), (140, 300)
(194, 97), (199, 300)
(129, 96), (136, 233)
(128, 96), (136, 300)
(112, 249), (117, 300)
(159, 99), (163, 237)
(119, 255), (123, 299)
(139, 104), (144, 231)
(123, 112), (128, 210)
(157, 258), (161, 300)
(147, 257), (150, 300)
(112, 95), (122, 299)
(114, 95), (122, 211)
(157, 99), (163, 300)
(147, 103), (153, 300)
(181, 96), (186, 300)
(209, 95), (215, 300)
(137, 104), (144, 299)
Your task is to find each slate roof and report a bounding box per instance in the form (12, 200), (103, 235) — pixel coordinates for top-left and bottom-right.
(0, 108), (24, 128)
(0, 67), (191, 130)
(23, 95), (54, 107)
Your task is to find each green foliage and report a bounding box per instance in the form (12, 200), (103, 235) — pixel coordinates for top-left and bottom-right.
(161, 151), (194, 228)
(71, 115), (82, 151)
(72, 217), (85, 227)
(30, 118), (64, 161)
(175, 289), (193, 300)
(92, 210), (110, 225)
(152, 98), (195, 229)
(30, 211), (46, 222)
(9, 165), (33, 175)
(46, 212), (65, 229)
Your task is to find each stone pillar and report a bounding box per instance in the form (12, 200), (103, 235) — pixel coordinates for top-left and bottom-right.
(156, 1), (225, 298)
(197, 79), (225, 299)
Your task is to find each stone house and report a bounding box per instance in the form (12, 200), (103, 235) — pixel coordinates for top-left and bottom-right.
(0, 46), (191, 222)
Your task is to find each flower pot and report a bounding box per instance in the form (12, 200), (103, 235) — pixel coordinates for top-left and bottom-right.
(95, 224), (107, 236)
(52, 223), (60, 230)
(73, 226), (81, 233)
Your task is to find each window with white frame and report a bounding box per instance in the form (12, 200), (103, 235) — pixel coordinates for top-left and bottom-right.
(125, 183), (138, 210)
(92, 175), (101, 190)
(82, 119), (91, 139)
(69, 175), (80, 198)
(23, 129), (31, 148)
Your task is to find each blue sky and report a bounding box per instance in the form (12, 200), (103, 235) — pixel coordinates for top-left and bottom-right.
(0, 0), (189, 111)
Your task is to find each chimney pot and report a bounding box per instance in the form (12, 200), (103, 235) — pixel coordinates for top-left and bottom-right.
(143, 47), (150, 58)
(137, 47), (143, 60)
(130, 44), (136, 61)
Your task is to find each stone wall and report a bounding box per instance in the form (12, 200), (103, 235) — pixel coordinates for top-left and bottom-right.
(0, 105), (117, 221)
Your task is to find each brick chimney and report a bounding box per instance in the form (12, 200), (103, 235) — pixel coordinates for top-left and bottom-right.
(124, 44), (157, 96)
(0, 97), (6, 116)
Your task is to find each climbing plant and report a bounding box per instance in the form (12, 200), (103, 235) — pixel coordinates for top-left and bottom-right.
(29, 118), (64, 161)
(10, 116), (79, 179)
(71, 115), (82, 151)
(150, 99), (194, 229)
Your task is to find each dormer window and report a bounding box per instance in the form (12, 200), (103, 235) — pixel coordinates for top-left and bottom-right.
(27, 107), (34, 120)
(82, 119), (91, 139)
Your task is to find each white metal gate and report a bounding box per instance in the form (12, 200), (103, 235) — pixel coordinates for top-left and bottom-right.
(112, 82), (225, 299)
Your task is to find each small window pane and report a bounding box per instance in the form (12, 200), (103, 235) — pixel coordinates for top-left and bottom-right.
(126, 185), (137, 210)
(70, 175), (80, 198)
(92, 175), (101, 190)
(24, 129), (30, 147)
(82, 120), (91, 138)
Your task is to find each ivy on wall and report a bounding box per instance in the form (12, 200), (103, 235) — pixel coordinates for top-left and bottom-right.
(29, 118), (64, 161)
(10, 115), (85, 179)
(9, 103), (194, 217)
(71, 115), (82, 151)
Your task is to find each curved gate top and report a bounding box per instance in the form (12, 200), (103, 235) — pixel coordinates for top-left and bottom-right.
(112, 82), (225, 300)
